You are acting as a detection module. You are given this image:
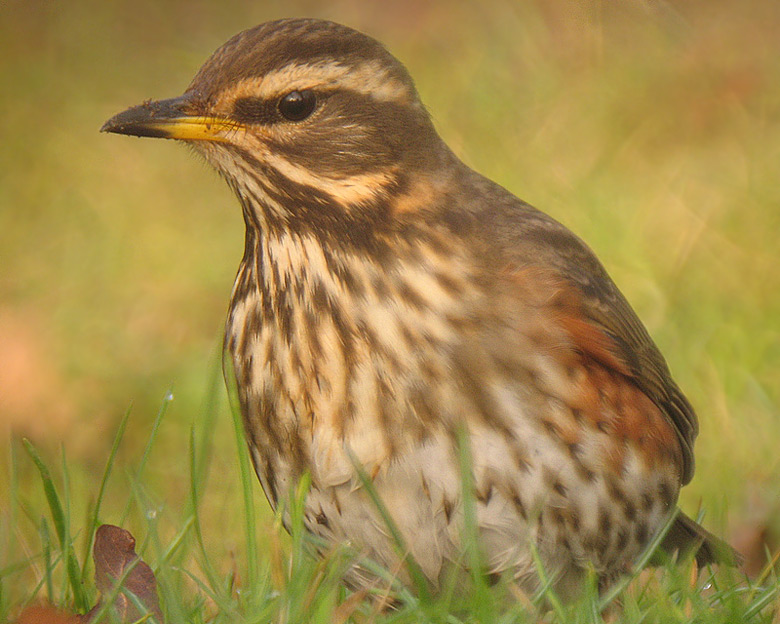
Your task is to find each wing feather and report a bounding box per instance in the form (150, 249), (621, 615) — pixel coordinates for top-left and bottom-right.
(464, 182), (698, 484)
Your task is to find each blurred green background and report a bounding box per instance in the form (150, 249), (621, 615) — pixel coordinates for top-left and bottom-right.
(1, 0), (778, 579)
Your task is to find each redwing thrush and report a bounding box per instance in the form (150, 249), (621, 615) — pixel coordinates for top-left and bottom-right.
(103, 18), (737, 597)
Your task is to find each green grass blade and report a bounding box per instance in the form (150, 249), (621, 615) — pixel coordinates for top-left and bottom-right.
(285, 472), (313, 608)
(120, 391), (172, 526)
(143, 515), (190, 624)
(179, 566), (240, 618)
(346, 448), (432, 605)
(583, 568), (604, 624)
(81, 404), (132, 584)
(455, 425), (493, 621)
(188, 427), (220, 595)
(154, 515), (195, 571)
(59, 444), (80, 605)
(22, 438), (89, 611)
(743, 582), (779, 621)
(529, 539), (566, 620)
(39, 517), (54, 603)
(193, 351), (224, 495)
(136, 392), (171, 482)
(223, 353), (259, 591)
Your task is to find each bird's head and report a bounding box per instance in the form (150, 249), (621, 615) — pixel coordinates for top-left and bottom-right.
(102, 19), (454, 245)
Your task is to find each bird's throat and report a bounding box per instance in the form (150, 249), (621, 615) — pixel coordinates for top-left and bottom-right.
(224, 222), (478, 496)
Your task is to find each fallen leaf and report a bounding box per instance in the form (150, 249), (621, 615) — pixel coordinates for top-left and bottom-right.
(13, 604), (83, 624)
(85, 524), (163, 623)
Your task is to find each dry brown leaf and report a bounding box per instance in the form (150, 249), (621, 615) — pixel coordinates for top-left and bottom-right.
(13, 604), (84, 624)
(14, 526), (163, 623)
(85, 524), (163, 623)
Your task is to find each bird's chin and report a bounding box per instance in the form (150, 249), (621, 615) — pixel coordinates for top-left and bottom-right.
(188, 143), (283, 219)
(186, 141), (240, 178)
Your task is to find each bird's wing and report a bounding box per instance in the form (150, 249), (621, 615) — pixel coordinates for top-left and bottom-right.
(474, 193), (698, 484)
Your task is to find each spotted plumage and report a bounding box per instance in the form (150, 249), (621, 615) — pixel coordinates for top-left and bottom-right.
(103, 18), (737, 599)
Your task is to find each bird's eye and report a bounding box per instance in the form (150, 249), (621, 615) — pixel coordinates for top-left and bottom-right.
(278, 90), (317, 121)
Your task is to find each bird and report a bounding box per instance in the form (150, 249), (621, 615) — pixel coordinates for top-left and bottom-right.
(102, 18), (737, 599)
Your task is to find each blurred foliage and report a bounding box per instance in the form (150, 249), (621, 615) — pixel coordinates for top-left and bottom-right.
(1, 0), (778, 583)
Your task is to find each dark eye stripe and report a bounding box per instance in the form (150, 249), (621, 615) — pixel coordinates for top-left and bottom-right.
(232, 96), (277, 124)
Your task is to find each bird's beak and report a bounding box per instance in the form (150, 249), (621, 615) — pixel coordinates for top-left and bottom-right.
(101, 93), (235, 142)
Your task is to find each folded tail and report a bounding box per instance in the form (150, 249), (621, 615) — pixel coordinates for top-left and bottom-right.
(659, 510), (742, 567)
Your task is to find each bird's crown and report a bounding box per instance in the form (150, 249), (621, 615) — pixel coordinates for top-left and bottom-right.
(188, 18), (420, 111)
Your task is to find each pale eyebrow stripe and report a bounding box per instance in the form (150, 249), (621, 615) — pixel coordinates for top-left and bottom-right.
(217, 59), (413, 107)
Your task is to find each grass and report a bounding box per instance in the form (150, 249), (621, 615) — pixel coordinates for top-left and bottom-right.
(2, 387), (778, 623)
(1, 0), (779, 621)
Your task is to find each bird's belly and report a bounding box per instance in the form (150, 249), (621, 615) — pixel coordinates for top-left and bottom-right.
(229, 281), (682, 594)
(247, 393), (680, 595)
